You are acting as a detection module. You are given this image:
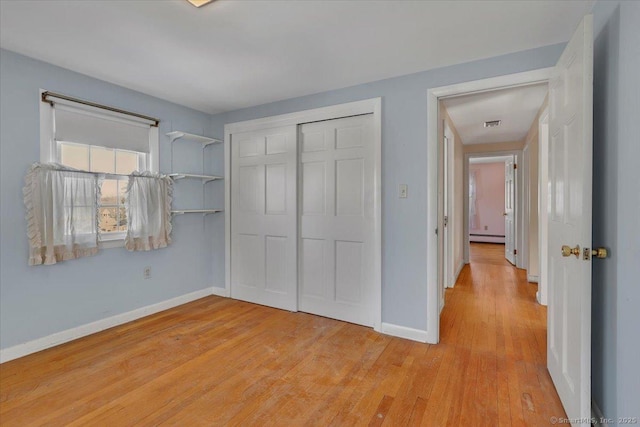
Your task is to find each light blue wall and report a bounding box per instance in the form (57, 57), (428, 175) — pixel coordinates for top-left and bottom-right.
(3, 7), (636, 419)
(1, 43), (565, 351)
(0, 49), (223, 350)
(592, 0), (640, 423)
(210, 44), (565, 331)
(614, 1), (640, 419)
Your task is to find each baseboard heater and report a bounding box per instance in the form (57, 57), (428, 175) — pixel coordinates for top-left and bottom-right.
(470, 233), (505, 243)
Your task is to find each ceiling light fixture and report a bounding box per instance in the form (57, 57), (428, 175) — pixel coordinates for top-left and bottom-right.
(484, 120), (501, 128)
(187, 0), (215, 8)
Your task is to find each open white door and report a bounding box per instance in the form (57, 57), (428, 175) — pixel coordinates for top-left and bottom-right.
(504, 157), (516, 265)
(443, 134), (449, 293)
(443, 123), (455, 290)
(538, 109), (550, 306)
(547, 15), (593, 424)
(230, 126), (298, 311)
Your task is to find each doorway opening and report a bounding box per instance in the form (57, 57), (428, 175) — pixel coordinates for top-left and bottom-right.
(443, 83), (549, 304)
(435, 74), (558, 422)
(467, 154), (516, 260)
(428, 16), (594, 422)
(426, 68), (553, 345)
(437, 81), (550, 324)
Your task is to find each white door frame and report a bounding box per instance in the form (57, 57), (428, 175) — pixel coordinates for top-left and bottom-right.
(443, 123), (455, 289)
(426, 68), (552, 344)
(537, 107), (549, 306)
(522, 144), (531, 272)
(225, 98), (383, 332)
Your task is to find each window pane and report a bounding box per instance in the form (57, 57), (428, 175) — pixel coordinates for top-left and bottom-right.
(101, 179), (118, 205)
(99, 207), (118, 233)
(118, 207), (128, 231)
(59, 143), (89, 170)
(119, 179), (128, 205)
(91, 146), (115, 173)
(116, 151), (139, 175)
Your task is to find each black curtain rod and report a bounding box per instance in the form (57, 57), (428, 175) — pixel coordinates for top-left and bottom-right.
(41, 91), (160, 127)
(34, 165), (166, 180)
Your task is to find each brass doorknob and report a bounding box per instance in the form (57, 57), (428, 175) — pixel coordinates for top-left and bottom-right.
(591, 247), (608, 259)
(503, 212), (508, 216)
(561, 245), (580, 258)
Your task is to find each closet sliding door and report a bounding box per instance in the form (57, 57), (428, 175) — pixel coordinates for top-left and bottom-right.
(229, 110), (378, 328)
(230, 126), (297, 311)
(299, 114), (376, 327)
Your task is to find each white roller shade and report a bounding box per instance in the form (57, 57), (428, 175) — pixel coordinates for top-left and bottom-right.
(54, 106), (151, 153)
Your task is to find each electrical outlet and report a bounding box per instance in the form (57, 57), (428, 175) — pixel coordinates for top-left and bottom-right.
(144, 266), (151, 279)
(399, 184), (408, 199)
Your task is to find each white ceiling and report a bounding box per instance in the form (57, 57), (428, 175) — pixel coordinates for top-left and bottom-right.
(443, 83), (549, 145)
(0, 0), (594, 115)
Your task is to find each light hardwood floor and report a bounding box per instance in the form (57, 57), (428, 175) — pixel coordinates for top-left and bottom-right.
(0, 243), (566, 426)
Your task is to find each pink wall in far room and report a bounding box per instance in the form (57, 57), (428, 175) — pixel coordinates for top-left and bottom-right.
(469, 162), (505, 242)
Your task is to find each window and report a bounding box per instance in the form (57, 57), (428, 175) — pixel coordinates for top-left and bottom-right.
(40, 91), (159, 245)
(58, 141), (146, 235)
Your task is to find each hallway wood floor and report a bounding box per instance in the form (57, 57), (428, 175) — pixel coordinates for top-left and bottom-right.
(0, 243), (566, 426)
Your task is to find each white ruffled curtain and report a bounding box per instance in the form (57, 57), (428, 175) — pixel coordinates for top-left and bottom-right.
(125, 172), (173, 251)
(469, 170), (478, 230)
(24, 163), (102, 266)
(24, 164), (174, 264)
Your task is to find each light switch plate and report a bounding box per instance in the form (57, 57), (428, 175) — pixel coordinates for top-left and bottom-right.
(399, 184), (408, 198)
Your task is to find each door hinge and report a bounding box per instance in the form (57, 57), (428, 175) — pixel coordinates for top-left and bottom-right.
(514, 249), (518, 255)
(513, 163), (517, 170)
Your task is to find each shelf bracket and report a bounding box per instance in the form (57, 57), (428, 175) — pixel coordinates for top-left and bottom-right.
(168, 132), (185, 144)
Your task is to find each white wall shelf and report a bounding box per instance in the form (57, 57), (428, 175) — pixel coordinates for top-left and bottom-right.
(168, 129), (223, 217)
(166, 131), (222, 147)
(169, 173), (223, 184)
(171, 209), (223, 216)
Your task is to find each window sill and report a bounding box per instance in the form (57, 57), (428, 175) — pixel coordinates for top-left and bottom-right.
(99, 232), (126, 249)
(99, 239), (124, 249)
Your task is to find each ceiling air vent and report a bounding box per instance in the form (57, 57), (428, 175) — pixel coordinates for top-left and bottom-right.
(484, 120), (501, 128)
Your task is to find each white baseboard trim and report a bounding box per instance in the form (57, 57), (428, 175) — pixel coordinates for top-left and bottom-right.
(453, 260), (465, 285)
(470, 236), (505, 244)
(380, 322), (428, 343)
(527, 275), (539, 283)
(210, 286), (229, 297)
(0, 288), (214, 364)
(592, 399), (608, 427)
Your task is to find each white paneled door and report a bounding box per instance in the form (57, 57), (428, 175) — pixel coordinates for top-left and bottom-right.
(504, 157), (516, 265)
(299, 115), (376, 327)
(230, 126), (298, 311)
(547, 15), (593, 424)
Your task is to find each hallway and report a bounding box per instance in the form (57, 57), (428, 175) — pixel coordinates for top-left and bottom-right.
(439, 242), (567, 424)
